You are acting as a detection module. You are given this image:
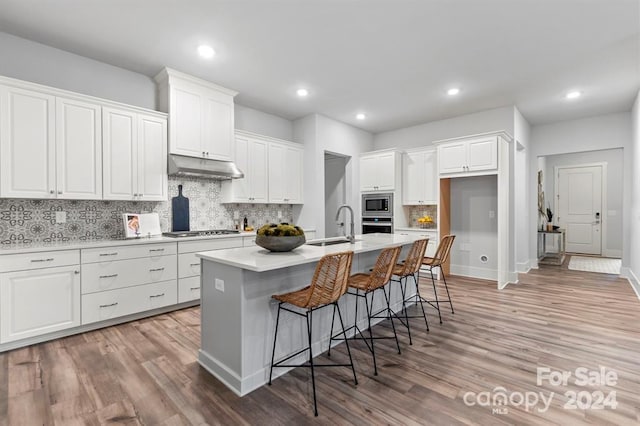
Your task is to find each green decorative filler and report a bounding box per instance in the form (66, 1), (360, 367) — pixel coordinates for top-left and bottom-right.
(256, 223), (306, 252)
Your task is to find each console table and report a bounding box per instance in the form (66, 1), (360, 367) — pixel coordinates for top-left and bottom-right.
(537, 228), (566, 265)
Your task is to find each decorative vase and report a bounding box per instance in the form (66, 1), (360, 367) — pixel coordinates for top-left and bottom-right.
(255, 235), (306, 252)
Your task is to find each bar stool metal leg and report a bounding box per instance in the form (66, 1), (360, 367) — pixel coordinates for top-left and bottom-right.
(306, 310), (318, 416)
(382, 285), (401, 354)
(398, 275), (413, 345)
(327, 303), (337, 358)
(429, 268), (443, 324)
(268, 302), (282, 385)
(441, 267), (455, 314)
(335, 302), (358, 385)
(364, 290), (378, 376)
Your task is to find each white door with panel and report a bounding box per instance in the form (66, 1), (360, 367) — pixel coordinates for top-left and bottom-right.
(55, 97), (102, 199)
(0, 85), (56, 198)
(137, 114), (168, 201)
(359, 151), (397, 191)
(403, 149), (437, 205)
(103, 108), (137, 200)
(556, 165), (603, 255)
(268, 142), (303, 203)
(0, 265), (81, 343)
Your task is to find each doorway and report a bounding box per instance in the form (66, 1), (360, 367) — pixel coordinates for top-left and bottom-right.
(555, 164), (604, 255)
(324, 152), (347, 238)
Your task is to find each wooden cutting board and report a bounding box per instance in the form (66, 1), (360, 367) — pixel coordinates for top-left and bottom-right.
(171, 184), (190, 232)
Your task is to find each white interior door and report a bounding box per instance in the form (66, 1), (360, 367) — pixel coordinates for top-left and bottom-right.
(556, 165), (602, 254)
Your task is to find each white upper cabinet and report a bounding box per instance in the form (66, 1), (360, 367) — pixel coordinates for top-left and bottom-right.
(55, 97), (102, 199)
(0, 85), (56, 198)
(0, 84), (102, 199)
(360, 150), (398, 192)
(155, 68), (237, 161)
(222, 133), (268, 203)
(268, 142), (303, 204)
(403, 149), (437, 205)
(437, 136), (498, 175)
(103, 107), (167, 201)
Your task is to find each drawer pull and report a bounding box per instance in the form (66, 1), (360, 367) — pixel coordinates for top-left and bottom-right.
(190, 262), (200, 267)
(190, 286), (200, 291)
(99, 274), (118, 279)
(31, 258), (54, 263)
(149, 293), (165, 298)
(99, 302), (118, 308)
(149, 267), (165, 272)
(149, 248), (165, 253)
(99, 252), (118, 257)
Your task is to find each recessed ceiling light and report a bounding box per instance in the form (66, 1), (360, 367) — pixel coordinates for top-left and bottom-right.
(296, 88), (309, 97)
(197, 45), (215, 59)
(356, 113), (366, 120)
(447, 87), (460, 96)
(566, 91), (582, 99)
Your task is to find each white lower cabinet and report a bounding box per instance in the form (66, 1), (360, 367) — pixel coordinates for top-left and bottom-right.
(395, 229), (438, 258)
(82, 280), (177, 325)
(0, 265), (80, 343)
(178, 276), (201, 303)
(82, 255), (177, 294)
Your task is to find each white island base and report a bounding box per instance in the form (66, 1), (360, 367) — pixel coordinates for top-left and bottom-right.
(196, 233), (422, 396)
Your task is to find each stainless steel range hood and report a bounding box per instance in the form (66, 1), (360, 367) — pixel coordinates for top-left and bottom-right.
(168, 154), (244, 180)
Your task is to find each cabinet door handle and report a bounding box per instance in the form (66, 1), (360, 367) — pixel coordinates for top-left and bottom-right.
(149, 267), (165, 272)
(206, 152), (209, 156)
(31, 258), (54, 263)
(99, 302), (118, 308)
(190, 262), (200, 267)
(190, 286), (200, 291)
(99, 252), (118, 257)
(57, 190), (62, 195)
(99, 274), (118, 279)
(74, 270), (80, 274)
(202, 151), (206, 157)
(149, 293), (165, 298)
(149, 248), (165, 252)
(49, 190), (55, 194)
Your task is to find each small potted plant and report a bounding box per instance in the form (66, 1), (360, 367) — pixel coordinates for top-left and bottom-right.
(546, 206), (553, 231)
(255, 223), (306, 252)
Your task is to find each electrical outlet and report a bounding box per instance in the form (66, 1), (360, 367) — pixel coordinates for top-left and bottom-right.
(489, 210), (496, 219)
(277, 210), (282, 219)
(215, 278), (224, 292)
(55, 211), (66, 224)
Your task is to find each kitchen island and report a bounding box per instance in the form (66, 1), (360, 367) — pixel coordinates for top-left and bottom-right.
(196, 233), (421, 396)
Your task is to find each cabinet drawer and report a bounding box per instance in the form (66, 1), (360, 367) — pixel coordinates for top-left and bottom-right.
(178, 253), (201, 278)
(82, 255), (177, 294)
(178, 237), (243, 254)
(82, 280), (177, 325)
(178, 276), (201, 303)
(0, 250), (79, 273)
(82, 242), (177, 263)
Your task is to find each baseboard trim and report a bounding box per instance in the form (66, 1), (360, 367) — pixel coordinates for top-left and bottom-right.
(450, 264), (498, 281)
(517, 260), (531, 274)
(621, 267), (640, 300)
(530, 258), (539, 269)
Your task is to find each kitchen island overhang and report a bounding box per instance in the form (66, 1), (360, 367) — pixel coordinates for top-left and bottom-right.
(196, 233), (423, 396)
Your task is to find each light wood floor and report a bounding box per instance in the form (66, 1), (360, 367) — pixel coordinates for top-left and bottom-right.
(1, 264), (639, 425)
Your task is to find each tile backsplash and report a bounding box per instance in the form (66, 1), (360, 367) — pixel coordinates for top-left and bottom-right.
(406, 205), (438, 229)
(0, 177), (293, 245)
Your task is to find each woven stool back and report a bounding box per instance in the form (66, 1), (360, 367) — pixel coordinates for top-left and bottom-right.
(397, 239), (428, 277)
(304, 251), (354, 308)
(428, 235), (456, 267)
(363, 246), (401, 291)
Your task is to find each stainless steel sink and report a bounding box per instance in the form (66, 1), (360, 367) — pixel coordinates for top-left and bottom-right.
(306, 238), (359, 246)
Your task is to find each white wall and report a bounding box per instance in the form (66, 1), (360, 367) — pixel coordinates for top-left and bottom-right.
(630, 91), (640, 296)
(514, 107), (531, 273)
(234, 104), (293, 140)
(449, 175), (498, 280)
(0, 31), (156, 109)
(529, 112), (633, 269)
(373, 106), (514, 150)
(324, 156), (347, 238)
(543, 149), (624, 257)
(293, 114), (374, 237)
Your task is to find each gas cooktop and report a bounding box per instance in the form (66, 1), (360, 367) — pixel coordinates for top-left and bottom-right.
(163, 229), (241, 238)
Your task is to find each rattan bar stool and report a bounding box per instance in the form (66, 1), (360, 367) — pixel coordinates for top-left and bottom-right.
(389, 238), (429, 345)
(268, 251), (356, 417)
(421, 235), (456, 324)
(330, 246), (401, 376)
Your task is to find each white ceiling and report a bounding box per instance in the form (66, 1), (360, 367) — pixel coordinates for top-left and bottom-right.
(0, 0), (638, 133)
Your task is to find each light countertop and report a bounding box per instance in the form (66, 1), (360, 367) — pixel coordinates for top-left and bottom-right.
(395, 227), (438, 232)
(196, 233), (421, 272)
(0, 229), (315, 255)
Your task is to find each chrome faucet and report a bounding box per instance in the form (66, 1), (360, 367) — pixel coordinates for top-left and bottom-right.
(335, 205), (356, 243)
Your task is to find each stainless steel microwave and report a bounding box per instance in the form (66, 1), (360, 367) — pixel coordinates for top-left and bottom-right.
(362, 193), (393, 217)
